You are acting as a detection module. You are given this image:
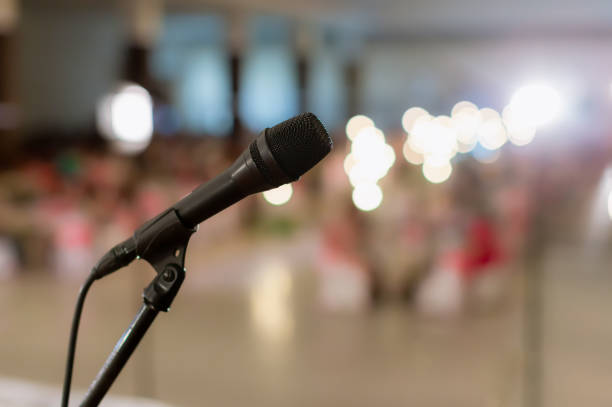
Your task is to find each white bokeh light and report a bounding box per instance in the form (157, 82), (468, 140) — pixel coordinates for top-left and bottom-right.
(403, 139), (424, 165)
(422, 159), (452, 184)
(451, 104), (481, 145)
(401, 107), (430, 134)
(345, 115), (374, 141)
(263, 184), (293, 206)
(352, 183), (383, 211)
(477, 118), (507, 150)
(111, 84), (154, 143)
(97, 83), (154, 155)
(508, 83), (564, 127)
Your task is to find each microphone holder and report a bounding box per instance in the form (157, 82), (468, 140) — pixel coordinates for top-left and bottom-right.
(80, 209), (196, 406)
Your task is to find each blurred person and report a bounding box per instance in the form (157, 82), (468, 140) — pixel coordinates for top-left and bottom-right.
(417, 160), (508, 316)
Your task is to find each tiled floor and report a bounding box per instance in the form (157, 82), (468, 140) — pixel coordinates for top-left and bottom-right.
(0, 241), (609, 407)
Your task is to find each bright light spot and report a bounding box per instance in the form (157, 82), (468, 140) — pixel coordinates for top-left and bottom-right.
(352, 183), (383, 211)
(607, 191), (612, 221)
(451, 105), (481, 145)
(111, 84), (154, 143)
(402, 139), (424, 165)
(457, 139), (477, 153)
(479, 107), (501, 122)
(343, 153), (357, 175)
(263, 184), (293, 205)
(508, 83), (563, 127)
(97, 83), (154, 155)
(345, 114), (374, 141)
(383, 144), (396, 168)
(503, 104), (537, 146)
(401, 107), (430, 133)
(422, 160), (452, 184)
(250, 260), (294, 344)
(477, 118), (507, 150)
(408, 115), (434, 154)
(351, 127), (386, 161)
(421, 116), (458, 161)
(451, 101), (478, 117)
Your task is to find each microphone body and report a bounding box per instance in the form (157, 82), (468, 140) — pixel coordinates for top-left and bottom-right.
(93, 113), (331, 279)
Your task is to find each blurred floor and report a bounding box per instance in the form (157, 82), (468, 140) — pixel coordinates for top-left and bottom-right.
(0, 239), (610, 407)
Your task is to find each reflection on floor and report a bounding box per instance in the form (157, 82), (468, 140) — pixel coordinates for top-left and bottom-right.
(0, 243), (609, 407)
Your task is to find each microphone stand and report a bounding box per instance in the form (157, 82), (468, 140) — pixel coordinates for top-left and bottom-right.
(80, 209), (195, 406)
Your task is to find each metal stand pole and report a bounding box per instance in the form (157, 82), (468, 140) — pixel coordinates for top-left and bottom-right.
(80, 209), (194, 406)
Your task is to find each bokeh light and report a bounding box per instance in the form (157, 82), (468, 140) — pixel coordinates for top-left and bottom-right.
(352, 183), (383, 211)
(508, 83), (564, 127)
(451, 102), (481, 145)
(477, 117), (507, 150)
(607, 191), (612, 221)
(402, 139), (424, 165)
(401, 107), (430, 134)
(263, 184), (293, 205)
(422, 159), (452, 184)
(345, 114), (375, 141)
(96, 83), (154, 155)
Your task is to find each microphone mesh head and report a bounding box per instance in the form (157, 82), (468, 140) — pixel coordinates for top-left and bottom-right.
(265, 113), (333, 179)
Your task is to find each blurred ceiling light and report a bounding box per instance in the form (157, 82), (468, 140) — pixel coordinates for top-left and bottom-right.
(352, 183), (383, 211)
(503, 105), (537, 146)
(451, 101), (478, 117)
(349, 127), (393, 184)
(343, 153), (357, 175)
(408, 115), (434, 154)
(479, 107), (502, 122)
(401, 107), (430, 134)
(402, 139), (424, 165)
(422, 160), (452, 184)
(508, 83), (563, 127)
(477, 117), (507, 150)
(422, 115), (458, 161)
(97, 83), (154, 155)
(451, 104), (481, 145)
(456, 139), (477, 153)
(351, 126), (386, 161)
(263, 183), (293, 206)
(345, 114), (374, 141)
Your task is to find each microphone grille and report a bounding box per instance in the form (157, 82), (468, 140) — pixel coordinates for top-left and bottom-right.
(265, 113), (333, 179)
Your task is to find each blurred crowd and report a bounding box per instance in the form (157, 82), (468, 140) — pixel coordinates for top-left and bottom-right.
(0, 131), (578, 318)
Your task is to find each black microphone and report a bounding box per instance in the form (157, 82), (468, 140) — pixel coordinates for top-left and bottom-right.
(92, 113), (332, 279)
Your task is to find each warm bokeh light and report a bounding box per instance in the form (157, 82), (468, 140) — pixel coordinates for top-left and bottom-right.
(111, 84), (154, 144)
(345, 114), (375, 141)
(508, 83), (564, 127)
(97, 83), (154, 155)
(422, 159), (452, 184)
(401, 107), (430, 134)
(607, 191), (612, 221)
(422, 115), (458, 161)
(477, 118), (507, 150)
(263, 183), (293, 205)
(402, 139), (424, 165)
(451, 103), (481, 145)
(352, 183), (383, 211)
(451, 101), (478, 117)
(503, 104), (537, 146)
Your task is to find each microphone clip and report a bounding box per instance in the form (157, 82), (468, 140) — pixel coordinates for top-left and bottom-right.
(135, 208), (196, 312)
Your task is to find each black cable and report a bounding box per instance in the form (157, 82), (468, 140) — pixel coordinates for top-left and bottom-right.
(61, 271), (97, 407)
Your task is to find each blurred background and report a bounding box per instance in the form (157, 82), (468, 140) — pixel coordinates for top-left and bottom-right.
(1, 0), (612, 405)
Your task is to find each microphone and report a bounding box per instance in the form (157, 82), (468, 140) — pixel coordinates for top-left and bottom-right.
(92, 113), (332, 279)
